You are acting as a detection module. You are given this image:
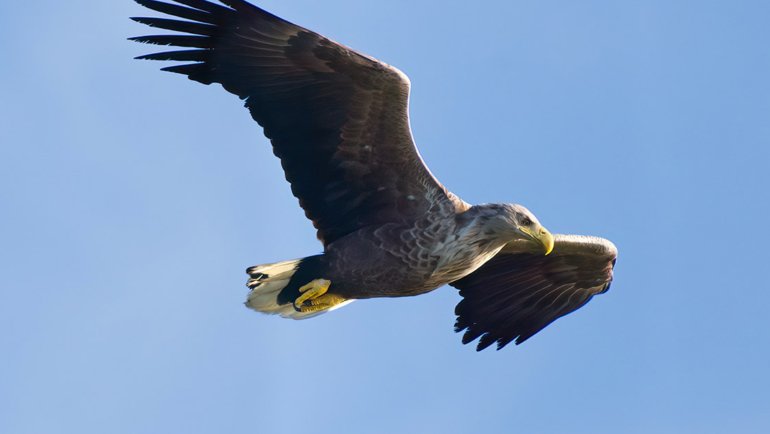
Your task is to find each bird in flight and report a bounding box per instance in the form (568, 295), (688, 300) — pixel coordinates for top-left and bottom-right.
(131, 0), (617, 351)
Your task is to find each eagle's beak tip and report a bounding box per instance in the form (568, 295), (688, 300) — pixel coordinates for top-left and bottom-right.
(541, 228), (554, 256)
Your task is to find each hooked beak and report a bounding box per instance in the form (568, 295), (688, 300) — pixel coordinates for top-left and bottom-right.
(520, 225), (555, 255)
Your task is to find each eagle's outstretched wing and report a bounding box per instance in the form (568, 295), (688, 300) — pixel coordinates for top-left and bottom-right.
(131, 0), (467, 245)
(451, 235), (617, 351)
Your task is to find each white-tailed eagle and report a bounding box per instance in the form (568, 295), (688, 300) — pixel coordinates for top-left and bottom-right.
(132, 0), (617, 350)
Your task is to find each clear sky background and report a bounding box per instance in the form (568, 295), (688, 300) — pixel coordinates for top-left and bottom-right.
(1, 1), (769, 433)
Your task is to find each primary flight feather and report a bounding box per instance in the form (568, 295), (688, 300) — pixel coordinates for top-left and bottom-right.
(132, 0), (617, 351)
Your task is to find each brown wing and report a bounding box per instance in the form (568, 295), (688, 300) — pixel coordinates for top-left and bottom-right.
(131, 0), (465, 245)
(450, 235), (617, 351)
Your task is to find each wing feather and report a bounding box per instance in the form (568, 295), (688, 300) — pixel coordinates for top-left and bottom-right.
(130, 17), (218, 35)
(450, 235), (617, 351)
(132, 0), (467, 244)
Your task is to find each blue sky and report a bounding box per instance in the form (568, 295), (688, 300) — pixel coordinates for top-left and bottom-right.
(1, 0), (769, 433)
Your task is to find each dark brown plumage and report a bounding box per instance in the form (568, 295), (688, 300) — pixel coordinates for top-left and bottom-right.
(452, 235), (617, 350)
(132, 0), (618, 351)
(131, 0), (465, 245)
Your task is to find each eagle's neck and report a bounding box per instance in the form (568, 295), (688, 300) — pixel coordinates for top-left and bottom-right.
(429, 207), (511, 284)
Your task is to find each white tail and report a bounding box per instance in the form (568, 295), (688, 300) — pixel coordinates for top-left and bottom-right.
(244, 257), (353, 320)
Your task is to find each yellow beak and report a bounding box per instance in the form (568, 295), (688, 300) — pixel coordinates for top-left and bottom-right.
(521, 225), (555, 255)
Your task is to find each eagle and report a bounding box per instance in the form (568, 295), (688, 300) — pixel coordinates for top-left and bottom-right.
(131, 0), (617, 351)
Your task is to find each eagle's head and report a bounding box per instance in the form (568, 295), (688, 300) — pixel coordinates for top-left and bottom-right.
(474, 203), (554, 255)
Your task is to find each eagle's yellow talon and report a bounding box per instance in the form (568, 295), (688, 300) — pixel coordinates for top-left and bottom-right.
(294, 278), (332, 311)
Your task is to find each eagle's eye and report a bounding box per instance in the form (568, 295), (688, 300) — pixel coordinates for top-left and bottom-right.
(521, 216), (533, 227)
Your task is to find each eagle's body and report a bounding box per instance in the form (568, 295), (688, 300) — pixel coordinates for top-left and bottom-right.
(132, 0), (618, 350)
(319, 204), (514, 299)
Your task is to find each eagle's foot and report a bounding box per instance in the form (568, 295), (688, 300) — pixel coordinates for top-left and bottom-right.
(294, 279), (345, 312)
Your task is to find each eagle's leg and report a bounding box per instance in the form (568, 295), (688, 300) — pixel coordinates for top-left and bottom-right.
(294, 279), (346, 312)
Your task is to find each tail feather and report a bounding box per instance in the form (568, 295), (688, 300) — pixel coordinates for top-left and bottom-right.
(245, 255), (352, 320)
